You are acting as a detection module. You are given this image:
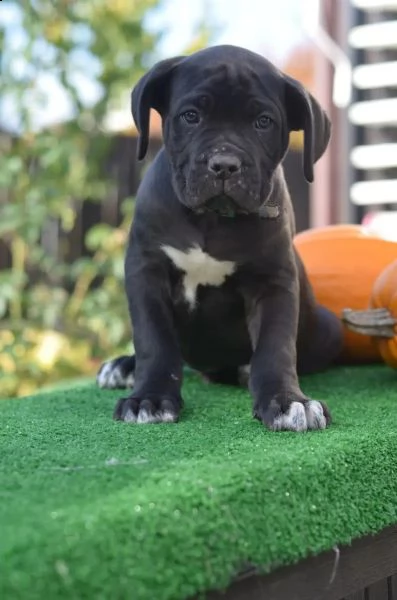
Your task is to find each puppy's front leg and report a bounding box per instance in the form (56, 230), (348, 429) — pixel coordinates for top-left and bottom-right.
(244, 273), (331, 432)
(114, 261), (184, 424)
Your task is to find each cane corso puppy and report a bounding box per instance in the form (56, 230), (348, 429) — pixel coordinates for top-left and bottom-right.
(97, 44), (343, 431)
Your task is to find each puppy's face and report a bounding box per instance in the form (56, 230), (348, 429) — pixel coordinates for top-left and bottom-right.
(132, 45), (331, 216)
(164, 58), (289, 215)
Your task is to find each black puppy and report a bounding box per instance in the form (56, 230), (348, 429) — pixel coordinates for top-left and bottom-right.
(97, 45), (343, 431)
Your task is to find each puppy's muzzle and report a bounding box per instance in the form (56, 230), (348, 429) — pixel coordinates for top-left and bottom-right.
(208, 153), (241, 180)
(202, 153), (244, 217)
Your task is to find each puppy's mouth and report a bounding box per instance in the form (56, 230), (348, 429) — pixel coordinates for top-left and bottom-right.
(194, 195), (250, 218)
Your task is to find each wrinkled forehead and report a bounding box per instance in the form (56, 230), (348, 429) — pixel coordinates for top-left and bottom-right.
(170, 56), (285, 109)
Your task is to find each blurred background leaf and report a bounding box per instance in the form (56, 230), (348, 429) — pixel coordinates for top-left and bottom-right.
(0, 0), (164, 397)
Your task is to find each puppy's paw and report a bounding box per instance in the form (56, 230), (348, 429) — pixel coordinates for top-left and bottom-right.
(113, 394), (182, 424)
(254, 395), (331, 432)
(96, 355), (135, 389)
(271, 400), (329, 432)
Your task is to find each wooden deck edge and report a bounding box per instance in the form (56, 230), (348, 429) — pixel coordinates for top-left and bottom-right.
(202, 525), (397, 600)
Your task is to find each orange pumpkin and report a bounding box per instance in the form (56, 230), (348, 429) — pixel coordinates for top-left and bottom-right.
(371, 260), (397, 366)
(342, 260), (397, 367)
(294, 224), (397, 363)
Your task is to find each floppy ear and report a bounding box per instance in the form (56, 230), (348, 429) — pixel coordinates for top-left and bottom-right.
(131, 56), (185, 160)
(284, 75), (331, 183)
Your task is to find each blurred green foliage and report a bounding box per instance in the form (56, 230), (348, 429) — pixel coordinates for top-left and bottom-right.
(0, 0), (161, 397)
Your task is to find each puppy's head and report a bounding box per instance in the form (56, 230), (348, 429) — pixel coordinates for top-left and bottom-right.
(131, 45), (331, 216)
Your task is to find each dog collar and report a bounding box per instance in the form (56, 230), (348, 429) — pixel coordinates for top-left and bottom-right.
(194, 204), (279, 219)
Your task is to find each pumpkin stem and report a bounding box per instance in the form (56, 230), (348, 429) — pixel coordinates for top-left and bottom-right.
(341, 308), (397, 338)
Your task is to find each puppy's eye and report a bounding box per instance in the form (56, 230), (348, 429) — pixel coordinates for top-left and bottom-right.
(255, 115), (272, 130)
(181, 110), (200, 124)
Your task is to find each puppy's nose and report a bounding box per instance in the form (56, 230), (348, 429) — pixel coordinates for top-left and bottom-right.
(208, 154), (241, 179)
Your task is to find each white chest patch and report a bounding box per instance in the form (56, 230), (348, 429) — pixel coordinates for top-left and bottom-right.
(161, 244), (236, 308)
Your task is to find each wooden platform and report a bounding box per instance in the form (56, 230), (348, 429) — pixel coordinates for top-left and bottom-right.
(204, 526), (397, 600)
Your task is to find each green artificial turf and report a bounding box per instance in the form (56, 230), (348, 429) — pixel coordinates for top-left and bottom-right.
(2, 365), (397, 600)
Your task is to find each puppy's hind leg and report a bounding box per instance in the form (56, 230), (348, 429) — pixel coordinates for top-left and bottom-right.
(297, 306), (344, 376)
(96, 355), (136, 389)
